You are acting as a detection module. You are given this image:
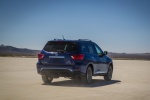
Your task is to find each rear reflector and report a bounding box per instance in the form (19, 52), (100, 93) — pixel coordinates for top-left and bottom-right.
(38, 53), (44, 60)
(71, 54), (84, 60)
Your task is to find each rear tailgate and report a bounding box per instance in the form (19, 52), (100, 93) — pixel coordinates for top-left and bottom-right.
(39, 41), (78, 66)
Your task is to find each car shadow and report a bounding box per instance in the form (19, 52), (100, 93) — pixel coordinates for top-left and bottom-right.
(42, 79), (121, 88)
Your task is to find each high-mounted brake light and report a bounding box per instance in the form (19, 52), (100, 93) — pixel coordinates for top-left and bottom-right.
(71, 54), (84, 60)
(38, 53), (44, 60)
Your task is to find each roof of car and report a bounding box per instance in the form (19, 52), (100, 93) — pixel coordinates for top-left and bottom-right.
(49, 39), (92, 42)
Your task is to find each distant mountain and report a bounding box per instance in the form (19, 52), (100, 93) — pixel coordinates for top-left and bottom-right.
(0, 44), (150, 60)
(107, 52), (150, 60)
(0, 44), (40, 57)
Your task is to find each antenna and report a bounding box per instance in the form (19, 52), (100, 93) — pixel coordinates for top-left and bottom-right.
(62, 35), (65, 40)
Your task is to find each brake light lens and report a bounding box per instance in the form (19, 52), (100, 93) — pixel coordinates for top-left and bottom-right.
(38, 53), (44, 60)
(71, 54), (84, 60)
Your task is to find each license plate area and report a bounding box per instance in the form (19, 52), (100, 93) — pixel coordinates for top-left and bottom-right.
(53, 58), (64, 63)
(49, 56), (65, 64)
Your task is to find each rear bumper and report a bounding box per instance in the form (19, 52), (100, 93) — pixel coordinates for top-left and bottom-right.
(37, 63), (84, 78)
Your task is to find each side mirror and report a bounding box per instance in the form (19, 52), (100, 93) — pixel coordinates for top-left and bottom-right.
(103, 51), (108, 55)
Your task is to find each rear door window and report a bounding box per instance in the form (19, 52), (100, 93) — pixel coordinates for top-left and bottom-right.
(87, 43), (97, 55)
(43, 42), (77, 52)
(80, 42), (89, 53)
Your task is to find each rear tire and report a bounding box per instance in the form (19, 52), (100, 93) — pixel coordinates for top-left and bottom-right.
(81, 66), (92, 84)
(42, 75), (53, 83)
(104, 66), (113, 81)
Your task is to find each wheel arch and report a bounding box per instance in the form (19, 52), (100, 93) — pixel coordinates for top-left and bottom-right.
(87, 63), (94, 75)
(109, 62), (113, 71)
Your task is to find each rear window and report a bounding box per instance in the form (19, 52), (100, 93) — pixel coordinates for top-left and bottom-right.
(43, 41), (77, 52)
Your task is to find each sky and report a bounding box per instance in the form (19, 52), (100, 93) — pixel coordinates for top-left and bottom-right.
(0, 0), (150, 53)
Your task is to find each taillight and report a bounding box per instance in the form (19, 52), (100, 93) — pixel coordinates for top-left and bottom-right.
(71, 54), (84, 60)
(38, 53), (44, 60)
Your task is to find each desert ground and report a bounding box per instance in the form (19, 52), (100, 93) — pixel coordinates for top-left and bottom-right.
(0, 57), (150, 100)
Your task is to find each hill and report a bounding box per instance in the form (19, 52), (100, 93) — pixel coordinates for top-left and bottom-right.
(0, 44), (40, 57)
(108, 52), (150, 60)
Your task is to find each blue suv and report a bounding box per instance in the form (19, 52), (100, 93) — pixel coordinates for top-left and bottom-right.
(37, 39), (113, 84)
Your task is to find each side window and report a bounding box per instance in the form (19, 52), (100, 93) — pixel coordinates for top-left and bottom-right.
(80, 43), (89, 53)
(87, 43), (97, 55)
(94, 44), (103, 56)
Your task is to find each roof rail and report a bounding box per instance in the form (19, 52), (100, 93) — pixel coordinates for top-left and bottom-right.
(78, 39), (91, 41)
